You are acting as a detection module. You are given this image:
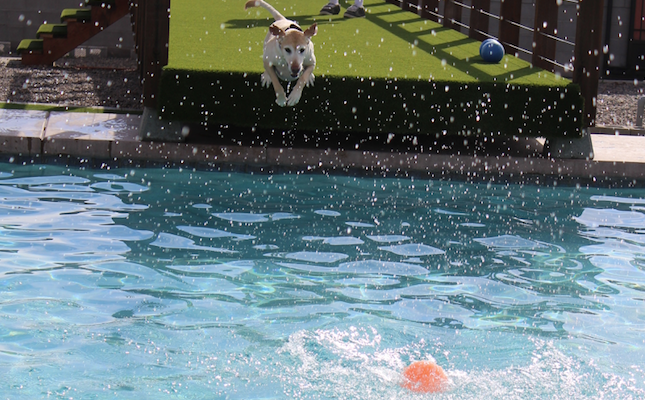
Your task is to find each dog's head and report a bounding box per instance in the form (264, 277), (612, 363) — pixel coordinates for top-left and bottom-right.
(270, 23), (317, 78)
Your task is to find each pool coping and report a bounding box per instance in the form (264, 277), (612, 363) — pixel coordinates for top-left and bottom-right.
(0, 106), (644, 181)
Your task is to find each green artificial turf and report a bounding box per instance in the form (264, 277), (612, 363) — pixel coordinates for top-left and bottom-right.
(37, 24), (68, 39)
(159, 0), (583, 138)
(16, 39), (43, 53)
(61, 9), (92, 23)
(0, 102), (142, 115)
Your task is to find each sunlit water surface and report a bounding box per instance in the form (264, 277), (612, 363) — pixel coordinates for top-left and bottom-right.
(1, 164), (644, 399)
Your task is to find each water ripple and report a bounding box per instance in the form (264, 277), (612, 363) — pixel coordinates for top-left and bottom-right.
(2, 165), (645, 398)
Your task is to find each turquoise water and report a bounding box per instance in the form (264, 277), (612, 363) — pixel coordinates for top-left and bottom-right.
(1, 163), (644, 399)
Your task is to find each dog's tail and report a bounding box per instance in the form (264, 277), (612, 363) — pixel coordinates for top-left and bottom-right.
(244, 0), (286, 21)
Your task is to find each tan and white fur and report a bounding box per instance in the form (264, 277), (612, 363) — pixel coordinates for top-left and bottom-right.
(244, 0), (317, 107)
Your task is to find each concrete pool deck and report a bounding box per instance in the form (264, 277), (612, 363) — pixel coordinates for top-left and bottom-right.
(0, 107), (644, 181)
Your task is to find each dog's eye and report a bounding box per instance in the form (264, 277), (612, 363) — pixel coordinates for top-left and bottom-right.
(299, 48), (305, 54)
(285, 48), (292, 54)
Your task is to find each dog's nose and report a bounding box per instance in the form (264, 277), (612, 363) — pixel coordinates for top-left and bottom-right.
(290, 65), (301, 77)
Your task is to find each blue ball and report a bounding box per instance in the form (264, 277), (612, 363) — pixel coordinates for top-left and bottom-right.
(480, 39), (505, 63)
(481, 38), (495, 47)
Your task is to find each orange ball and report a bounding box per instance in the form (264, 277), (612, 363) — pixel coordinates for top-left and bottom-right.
(400, 360), (449, 393)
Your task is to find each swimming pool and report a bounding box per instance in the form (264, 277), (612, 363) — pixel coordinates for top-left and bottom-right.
(1, 163), (644, 399)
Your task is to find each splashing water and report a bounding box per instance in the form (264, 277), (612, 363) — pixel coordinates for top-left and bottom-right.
(1, 164), (644, 399)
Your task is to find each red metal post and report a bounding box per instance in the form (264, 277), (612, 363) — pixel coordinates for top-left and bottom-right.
(443, 0), (461, 30)
(574, 0), (605, 127)
(532, 0), (559, 71)
(400, 0), (416, 13)
(498, 0), (521, 54)
(140, 0), (170, 109)
(418, 0), (440, 22)
(469, 0), (491, 41)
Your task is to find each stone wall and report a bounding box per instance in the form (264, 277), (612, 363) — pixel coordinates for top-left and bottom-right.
(604, 0), (632, 69)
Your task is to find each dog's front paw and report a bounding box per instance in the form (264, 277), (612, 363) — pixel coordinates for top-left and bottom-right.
(306, 73), (315, 87)
(286, 89), (303, 106)
(276, 92), (288, 107)
(261, 72), (271, 88)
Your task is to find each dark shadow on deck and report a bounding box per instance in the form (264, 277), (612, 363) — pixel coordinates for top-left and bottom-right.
(365, 8), (537, 83)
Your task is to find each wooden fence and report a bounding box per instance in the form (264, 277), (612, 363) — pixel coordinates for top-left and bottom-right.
(390, 0), (605, 127)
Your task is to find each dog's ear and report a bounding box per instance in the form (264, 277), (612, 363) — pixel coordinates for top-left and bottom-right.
(304, 23), (318, 39)
(269, 24), (285, 38)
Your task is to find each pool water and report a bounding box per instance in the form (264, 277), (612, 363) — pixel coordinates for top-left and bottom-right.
(1, 163), (644, 399)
